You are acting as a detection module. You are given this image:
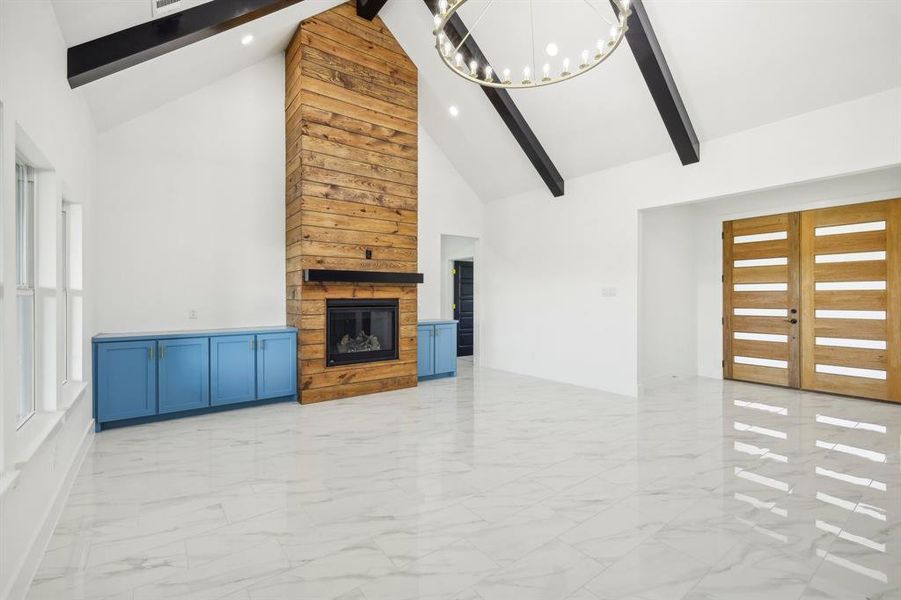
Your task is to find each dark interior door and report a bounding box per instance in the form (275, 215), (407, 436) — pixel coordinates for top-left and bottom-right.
(453, 261), (474, 356)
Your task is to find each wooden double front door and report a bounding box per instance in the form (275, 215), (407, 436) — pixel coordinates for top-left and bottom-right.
(723, 199), (901, 402)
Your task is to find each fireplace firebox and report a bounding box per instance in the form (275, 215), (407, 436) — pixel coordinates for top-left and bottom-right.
(326, 299), (399, 367)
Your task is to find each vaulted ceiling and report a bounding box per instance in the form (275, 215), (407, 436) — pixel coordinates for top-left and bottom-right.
(52, 0), (901, 201)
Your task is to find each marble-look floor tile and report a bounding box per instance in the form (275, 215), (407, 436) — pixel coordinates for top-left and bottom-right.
(584, 539), (710, 600)
(24, 362), (901, 600)
(473, 540), (606, 600)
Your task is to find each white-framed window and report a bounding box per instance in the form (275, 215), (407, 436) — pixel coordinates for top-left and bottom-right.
(61, 202), (83, 383)
(16, 160), (37, 426)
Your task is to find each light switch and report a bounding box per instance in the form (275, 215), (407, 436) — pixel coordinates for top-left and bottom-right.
(602, 287), (617, 297)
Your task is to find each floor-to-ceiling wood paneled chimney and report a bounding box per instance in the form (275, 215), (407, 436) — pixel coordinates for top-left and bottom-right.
(285, 1), (419, 403)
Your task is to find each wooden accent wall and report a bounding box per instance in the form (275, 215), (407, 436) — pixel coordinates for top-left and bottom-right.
(285, 1), (419, 404)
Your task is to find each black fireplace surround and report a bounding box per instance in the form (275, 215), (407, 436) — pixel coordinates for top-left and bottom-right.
(326, 299), (399, 367)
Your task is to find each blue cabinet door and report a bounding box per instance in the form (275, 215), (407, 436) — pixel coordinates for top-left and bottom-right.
(97, 340), (157, 422)
(417, 326), (434, 378)
(210, 335), (256, 406)
(159, 337), (210, 414)
(256, 333), (296, 399)
(434, 324), (457, 376)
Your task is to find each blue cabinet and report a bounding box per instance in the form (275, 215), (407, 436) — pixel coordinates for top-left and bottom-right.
(256, 332), (297, 399)
(159, 337), (209, 414)
(417, 320), (458, 380)
(417, 326), (434, 378)
(434, 324), (457, 375)
(97, 340), (157, 422)
(211, 335), (257, 406)
(93, 327), (297, 431)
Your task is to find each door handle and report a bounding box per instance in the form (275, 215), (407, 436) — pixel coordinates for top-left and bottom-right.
(148, 346), (154, 361)
(159, 345), (165, 360)
(785, 318), (798, 324)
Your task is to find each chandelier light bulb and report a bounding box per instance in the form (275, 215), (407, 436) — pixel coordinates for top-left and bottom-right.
(431, 0), (630, 89)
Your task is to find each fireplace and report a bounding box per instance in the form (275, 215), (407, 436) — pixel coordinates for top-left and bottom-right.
(326, 299), (399, 367)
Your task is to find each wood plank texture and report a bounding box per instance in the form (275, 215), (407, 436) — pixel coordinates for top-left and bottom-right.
(287, 1), (419, 404)
(724, 213), (800, 387)
(732, 363), (789, 387)
(887, 200), (901, 402)
(801, 199), (900, 402)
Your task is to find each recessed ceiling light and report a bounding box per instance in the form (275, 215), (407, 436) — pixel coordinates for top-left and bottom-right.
(241, 34), (254, 45)
(545, 42), (558, 57)
(448, 105), (459, 117)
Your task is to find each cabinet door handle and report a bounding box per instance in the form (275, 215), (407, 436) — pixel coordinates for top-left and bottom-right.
(160, 345), (165, 360)
(148, 346), (154, 361)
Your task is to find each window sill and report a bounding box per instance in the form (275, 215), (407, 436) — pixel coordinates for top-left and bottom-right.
(11, 383), (88, 471)
(60, 380), (88, 411)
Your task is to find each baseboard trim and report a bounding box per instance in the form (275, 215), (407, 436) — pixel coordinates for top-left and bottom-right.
(5, 416), (94, 600)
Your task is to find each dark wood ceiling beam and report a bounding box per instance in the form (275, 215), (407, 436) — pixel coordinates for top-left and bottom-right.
(67, 0), (307, 88)
(615, 0), (699, 165)
(357, 0), (390, 20)
(424, 0), (565, 197)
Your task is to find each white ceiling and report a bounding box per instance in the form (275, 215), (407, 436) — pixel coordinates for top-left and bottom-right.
(52, 0), (901, 199)
(384, 0), (901, 199)
(52, 0), (344, 130)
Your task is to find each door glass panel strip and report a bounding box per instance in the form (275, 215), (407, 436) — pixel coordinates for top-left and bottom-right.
(815, 310), (886, 320)
(816, 281), (886, 291)
(815, 251), (886, 263)
(735, 356), (789, 369)
(735, 308), (789, 317)
(734, 257), (789, 268)
(734, 283), (789, 292)
(735, 332), (789, 343)
(815, 337), (887, 350)
(815, 221), (886, 236)
(734, 231), (788, 244)
(815, 364), (887, 380)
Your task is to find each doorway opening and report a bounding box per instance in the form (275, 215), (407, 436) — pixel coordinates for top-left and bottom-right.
(441, 235), (478, 361)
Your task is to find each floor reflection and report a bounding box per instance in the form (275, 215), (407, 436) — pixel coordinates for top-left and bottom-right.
(721, 384), (900, 599)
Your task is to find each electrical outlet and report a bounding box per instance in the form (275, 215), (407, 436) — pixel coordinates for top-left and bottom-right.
(601, 287), (618, 297)
(188, 309), (198, 320)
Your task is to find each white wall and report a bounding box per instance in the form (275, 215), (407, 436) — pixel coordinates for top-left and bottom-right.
(0, 1), (97, 598)
(638, 205), (698, 384)
(93, 55), (286, 334)
(418, 125), (484, 321)
(483, 88), (901, 397)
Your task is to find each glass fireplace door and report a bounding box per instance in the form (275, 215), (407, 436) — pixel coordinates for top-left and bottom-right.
(326, 299), (399, 366)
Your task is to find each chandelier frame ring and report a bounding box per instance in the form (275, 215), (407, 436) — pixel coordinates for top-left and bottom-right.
(432, 0), (632, 90)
